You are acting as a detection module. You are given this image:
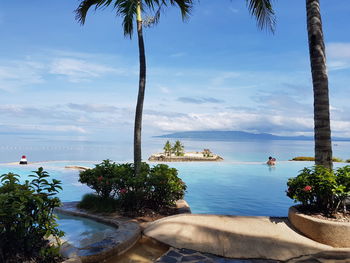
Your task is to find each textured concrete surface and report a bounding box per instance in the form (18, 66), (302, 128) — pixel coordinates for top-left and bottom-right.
(144, 214), (350, 261)
(156, 248), (280, 263)
(156, 247), (350, 263)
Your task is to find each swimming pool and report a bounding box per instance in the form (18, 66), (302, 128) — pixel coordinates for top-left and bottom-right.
(1, 160), (346, 217)
(56, 212), (117, 248)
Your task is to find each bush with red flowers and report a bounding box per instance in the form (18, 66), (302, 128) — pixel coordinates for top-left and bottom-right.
(286, 165), (350, 215)
(78, 160), (186, 213)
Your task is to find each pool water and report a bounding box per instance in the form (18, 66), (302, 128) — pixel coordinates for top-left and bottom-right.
(1, 160), (349, 247)
(1, 160), (347, 217)
(56, 212), (116, 248)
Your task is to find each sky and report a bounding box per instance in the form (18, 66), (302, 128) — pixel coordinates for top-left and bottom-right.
(0, 0), (350, 143)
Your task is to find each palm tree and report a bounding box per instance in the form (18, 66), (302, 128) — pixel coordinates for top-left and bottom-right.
(172, 140), (184, 156)
(75, 0), (193, 176)
(163, 140), (172, 156)
(306, 0), (332, 169)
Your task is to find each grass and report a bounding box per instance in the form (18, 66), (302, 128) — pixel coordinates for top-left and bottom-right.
(291, 156), (345, 162)
(78, 193), (120, 213)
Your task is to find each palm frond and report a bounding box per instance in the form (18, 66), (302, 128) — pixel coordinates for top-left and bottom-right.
(114, 0), (138, 37)
(143, 0), (192, 26)
(75, 0), (193, 37)
(75, 0), (101, 25)
(169, 0), (193, 20)
(246, 0), (276, 33)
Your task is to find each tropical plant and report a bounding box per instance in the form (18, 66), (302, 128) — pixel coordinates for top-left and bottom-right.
(75, 0), (193, 177)
(292, 156), (343, 162)
(0, 168), (63, 263)
(146, 164), (186, 208)
(286, 165), (350, 215)
(306, 0), (333, 169)
(79, 159), (134, 199)
(78, 160), (186, 212)
(78, 193), (120, 213)
(172, 140), (184, 156)
(163, 140), (172, 156)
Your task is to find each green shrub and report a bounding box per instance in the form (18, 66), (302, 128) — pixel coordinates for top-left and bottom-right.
(286, 165), (350, 215)
(291, 156), (344, 162)
(79, 159), (132, 199)
(332, 157), (344, 162)
(79, 160), (187, 213)
(0, 168), (63, 263)
(78, 193), (120, 213)
(291, 156), (315, 161)
(146, 164), (186, 209)
(345, 159), (350, 163)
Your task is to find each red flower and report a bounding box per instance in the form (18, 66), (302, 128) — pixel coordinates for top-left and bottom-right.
(120, 188), (127, 194)
(97, 176), (103, 182)
(303, 185), (312, 192)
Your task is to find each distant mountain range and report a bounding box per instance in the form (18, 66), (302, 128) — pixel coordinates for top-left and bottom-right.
(155, 131), (350, 142)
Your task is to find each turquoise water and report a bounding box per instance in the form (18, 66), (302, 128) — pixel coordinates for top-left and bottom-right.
(56, 212), (116, 248)
(1, 138), (349, 245)
(1, 138), (350, 216)
(0, 160), (348, 217)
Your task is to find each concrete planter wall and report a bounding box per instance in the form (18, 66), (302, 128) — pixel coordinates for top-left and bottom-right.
(288, 206), (350, 248)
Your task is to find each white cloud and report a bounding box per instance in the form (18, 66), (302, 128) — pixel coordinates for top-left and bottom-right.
(159, 86), (171, 94)
(0, 123), (87, 134)
(0, 60), (45, 91)
(170, 52), (186, 58)
(229, 8), (239, 14)
(49, 58), (122, 83)
(327, 42), (350, 70)
(211, 71), (241, 86)
(328, 43), (350, 59)
(143, 101), (350, 138)
(144, 111), (315, 135)
(328, 60), (349, 71)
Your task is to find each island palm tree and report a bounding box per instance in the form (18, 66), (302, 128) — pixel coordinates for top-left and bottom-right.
(163, 140), (172, 156)
(172, 140), (184, 156)
(306, 0), (332, 169)
(75, 0), (193, 176)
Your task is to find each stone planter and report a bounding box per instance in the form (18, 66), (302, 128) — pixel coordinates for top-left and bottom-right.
(288, 206), (350, 248)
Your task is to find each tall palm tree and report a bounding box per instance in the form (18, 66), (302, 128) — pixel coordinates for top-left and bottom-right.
(75, 0), (193, 176)
(306, 0), (332, 169)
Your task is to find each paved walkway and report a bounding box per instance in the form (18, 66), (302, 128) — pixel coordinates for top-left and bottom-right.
(144, 214), (350, 262)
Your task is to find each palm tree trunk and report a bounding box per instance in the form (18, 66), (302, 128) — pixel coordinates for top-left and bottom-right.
(134, 1), (146, 176)
(306, 0), (332, 169)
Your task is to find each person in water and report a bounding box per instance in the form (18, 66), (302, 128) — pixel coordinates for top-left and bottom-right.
(267, 156), (276, 165)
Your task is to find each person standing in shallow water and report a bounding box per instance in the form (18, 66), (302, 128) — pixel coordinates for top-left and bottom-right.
(267, 156), (276, 166)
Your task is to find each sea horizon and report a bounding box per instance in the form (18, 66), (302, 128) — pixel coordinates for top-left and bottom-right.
(1, 133), (350, 164)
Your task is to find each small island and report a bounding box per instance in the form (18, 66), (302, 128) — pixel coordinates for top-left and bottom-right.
(149, 140), (223, 162)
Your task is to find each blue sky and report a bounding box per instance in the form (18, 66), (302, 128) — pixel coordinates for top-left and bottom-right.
(0, 0), (350, 142)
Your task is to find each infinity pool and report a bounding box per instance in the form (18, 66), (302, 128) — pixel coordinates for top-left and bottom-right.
(2, 160), (346, 217)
